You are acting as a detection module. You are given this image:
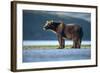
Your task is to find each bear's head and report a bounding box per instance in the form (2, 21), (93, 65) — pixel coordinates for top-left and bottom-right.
(43, 20), (54, 30)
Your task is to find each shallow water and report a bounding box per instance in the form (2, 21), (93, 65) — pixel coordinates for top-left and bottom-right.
(23, 48), (91, 62)
(23, 40), (91, 46)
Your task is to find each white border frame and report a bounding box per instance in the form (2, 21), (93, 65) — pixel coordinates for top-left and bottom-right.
(13, 2), (97, 70)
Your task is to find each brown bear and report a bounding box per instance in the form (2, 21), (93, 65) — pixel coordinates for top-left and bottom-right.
(43, 20), (83, 49)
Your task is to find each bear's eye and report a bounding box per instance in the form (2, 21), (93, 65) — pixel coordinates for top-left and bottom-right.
(50, 24), (54, 27)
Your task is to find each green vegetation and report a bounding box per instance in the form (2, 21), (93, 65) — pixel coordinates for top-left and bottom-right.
(23, 45), (91, 50)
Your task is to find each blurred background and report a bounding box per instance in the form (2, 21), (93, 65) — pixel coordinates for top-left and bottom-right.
(23, 10), (91, 41)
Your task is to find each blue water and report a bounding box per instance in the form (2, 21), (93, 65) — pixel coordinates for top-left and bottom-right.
(23, 48), (91, 62)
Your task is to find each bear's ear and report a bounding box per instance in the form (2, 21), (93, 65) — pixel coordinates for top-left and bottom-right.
(46, 20), (52, 22)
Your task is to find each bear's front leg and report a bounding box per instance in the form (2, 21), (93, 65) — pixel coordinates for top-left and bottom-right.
(57, 34), (65, 49)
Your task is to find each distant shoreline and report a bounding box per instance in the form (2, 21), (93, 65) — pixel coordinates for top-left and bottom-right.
(23, 45), (91, 50)
(23, 40), (91, 46)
